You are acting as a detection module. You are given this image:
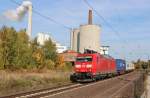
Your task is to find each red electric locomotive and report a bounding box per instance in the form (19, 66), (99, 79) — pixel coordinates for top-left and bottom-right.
(70, 51), (116, 82)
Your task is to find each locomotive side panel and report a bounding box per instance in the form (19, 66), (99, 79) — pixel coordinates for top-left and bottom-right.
(91, 54), (117, 75)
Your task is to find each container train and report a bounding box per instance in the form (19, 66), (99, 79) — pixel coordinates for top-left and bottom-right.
(70, 50), (134, 82)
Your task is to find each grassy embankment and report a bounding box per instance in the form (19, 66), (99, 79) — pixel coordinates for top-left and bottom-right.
(0, 70), (72, 96)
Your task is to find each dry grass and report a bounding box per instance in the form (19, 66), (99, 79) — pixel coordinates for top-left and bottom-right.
(0, 70), (72, 96)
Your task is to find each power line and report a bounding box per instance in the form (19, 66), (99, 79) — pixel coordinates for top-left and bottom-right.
(83, 0), (136, 60)
(32, 10), (71, 29)
(83, 0), (132, 57)
(83, 0), (127, 43)
(84, 0), (147, 60)
(10, 0), (71, 30)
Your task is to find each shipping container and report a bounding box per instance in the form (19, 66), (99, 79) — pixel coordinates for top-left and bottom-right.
(115, 59), (126, 74)
(126, 62), (135, 71)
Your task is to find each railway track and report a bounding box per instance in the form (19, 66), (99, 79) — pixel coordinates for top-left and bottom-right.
(17, 83), (83, 98)
(0, 83), (82, 98)
(0, 72), (136, 98)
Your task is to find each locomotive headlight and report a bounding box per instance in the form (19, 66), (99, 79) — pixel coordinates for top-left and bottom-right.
(86, 64), (92, 68)
(75, 65), (81, 68)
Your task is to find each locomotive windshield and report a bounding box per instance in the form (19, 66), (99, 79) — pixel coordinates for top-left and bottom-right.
(76, 56), (92, 62)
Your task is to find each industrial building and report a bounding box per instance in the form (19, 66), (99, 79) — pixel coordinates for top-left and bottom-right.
(100, 46), (109, 55)
(71, 28), (80, 52)
(79, 24), (100, 53)
(55, 43), (67, 53)
(71, 10), (101, 53)
(37, 33), (67, 53)
(37, 33), (51, 45)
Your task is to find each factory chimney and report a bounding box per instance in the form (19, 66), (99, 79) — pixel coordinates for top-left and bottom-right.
(88, 9), (92, 25)
(27, 3), (32, 40)
(4, 0), (32, 39)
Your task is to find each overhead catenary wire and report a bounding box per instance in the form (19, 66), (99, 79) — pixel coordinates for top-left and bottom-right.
(83, 0), (130, 59)
(84, 0), (148, 61)
(32, 10), (71, 30)
(83, 0), (127, 43)
(10, 0), (71, 30)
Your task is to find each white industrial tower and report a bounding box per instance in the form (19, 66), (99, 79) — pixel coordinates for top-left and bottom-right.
(27, 2), (32, 39)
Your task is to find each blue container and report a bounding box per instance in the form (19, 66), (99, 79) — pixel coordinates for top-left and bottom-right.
(115, 59), (126, 74)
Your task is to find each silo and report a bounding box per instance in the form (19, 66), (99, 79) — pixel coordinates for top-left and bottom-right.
(71, 28), (80, 52)
(79, 24), (101, 53)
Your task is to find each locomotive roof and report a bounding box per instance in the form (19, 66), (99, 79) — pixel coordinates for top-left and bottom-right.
(77, 53), (115, 59)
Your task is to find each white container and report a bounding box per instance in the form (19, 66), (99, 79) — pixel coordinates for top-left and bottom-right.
(126, 62), (135, 71)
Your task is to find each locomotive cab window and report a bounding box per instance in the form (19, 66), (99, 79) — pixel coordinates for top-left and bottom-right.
(76, 56), (92, 62)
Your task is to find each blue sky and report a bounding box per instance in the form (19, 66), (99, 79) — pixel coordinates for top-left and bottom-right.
(0, 0), (150, 61)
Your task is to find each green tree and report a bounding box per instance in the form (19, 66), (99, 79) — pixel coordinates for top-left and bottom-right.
(133, 59), (149, 70)
(0, 26), (17, 69)
(14, 29), (33, 69)
(42, 39), (57, 62)
(0, 26), (61, 70)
